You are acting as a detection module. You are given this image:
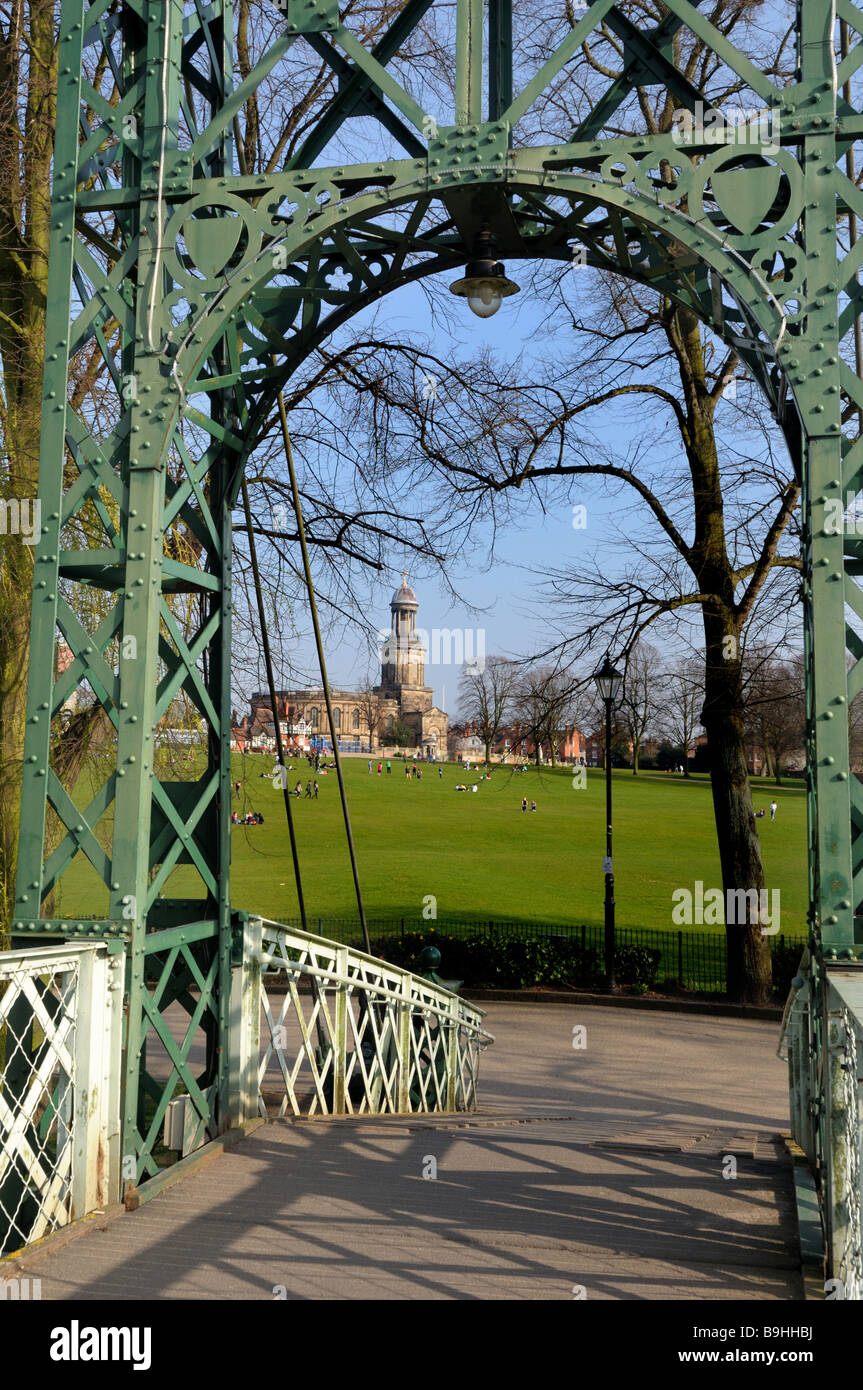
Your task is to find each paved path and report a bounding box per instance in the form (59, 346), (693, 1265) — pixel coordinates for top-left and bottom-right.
(14, 1003), (803, 1300)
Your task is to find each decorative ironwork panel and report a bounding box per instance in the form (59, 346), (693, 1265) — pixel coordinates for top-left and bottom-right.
(831, 1005), (863, 1299)
(0, 942), (123, 1256)
(258, 922), (491, 1117)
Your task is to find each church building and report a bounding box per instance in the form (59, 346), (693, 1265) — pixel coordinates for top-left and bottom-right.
(233, 576), (448, 758)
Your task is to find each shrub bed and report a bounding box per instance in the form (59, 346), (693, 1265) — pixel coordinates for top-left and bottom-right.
(369, 931), (661, 992)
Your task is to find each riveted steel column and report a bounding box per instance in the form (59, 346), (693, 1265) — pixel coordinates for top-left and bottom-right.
(488, 0), (512, 122)
(455, 0), (483, 128)
(13, 0), (86, 926)
(798, 0), (854, 954)
(116, 0), (186, 1183)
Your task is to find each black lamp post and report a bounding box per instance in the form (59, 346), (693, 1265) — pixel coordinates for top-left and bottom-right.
(593, 652), (624, 991)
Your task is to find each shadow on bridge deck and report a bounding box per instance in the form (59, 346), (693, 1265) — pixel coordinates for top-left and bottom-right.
(10, 1003), (803, 1301)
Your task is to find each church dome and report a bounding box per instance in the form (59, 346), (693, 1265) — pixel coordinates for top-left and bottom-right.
(391, 573), (418, 607)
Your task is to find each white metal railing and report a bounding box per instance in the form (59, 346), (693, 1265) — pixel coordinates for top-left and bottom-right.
(0, 942), (123, 1257)
(228, 919), (493, 1121)
(823, 971), (863, 1299)
(778, 949), (815, 1160)
(781, 954), (863, 1299)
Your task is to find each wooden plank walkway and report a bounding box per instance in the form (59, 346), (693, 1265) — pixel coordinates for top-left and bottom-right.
(9, 1003), (804, 1300)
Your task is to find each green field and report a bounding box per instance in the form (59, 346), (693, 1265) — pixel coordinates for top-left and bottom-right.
(58, 753), (808, 935)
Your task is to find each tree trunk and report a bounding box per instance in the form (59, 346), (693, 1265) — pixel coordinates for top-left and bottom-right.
(670, 305), (772, 1006)
(702, 616), (772, 1005)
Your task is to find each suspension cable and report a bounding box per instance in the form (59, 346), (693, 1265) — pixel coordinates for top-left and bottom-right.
(275, 387), (371, 954)
(240, 475), (308, 933)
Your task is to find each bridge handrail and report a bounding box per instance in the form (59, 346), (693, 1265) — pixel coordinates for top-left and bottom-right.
(777, 945), (810, 1061)
(239, 917), (493, 1119)
(257, 916), (492, 1029)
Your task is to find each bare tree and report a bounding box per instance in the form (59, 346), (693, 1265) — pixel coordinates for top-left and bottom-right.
(744, 651), (805, 786)
(355, 681), (387, 753)
(458, 657), (517, 766)
(620, 643), (662, 775)
(659, 659), (704, 778)
(512, 666), (576, 767)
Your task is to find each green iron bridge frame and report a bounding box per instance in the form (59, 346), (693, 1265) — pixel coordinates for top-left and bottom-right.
(9, 0), (863, 1279)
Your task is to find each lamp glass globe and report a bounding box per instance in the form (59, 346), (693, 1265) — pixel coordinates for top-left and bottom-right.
(467, 282), (502, 318)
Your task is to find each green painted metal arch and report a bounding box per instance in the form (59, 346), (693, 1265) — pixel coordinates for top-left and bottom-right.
(12, 0), (863, 1207)
(175, 168), (793, 471)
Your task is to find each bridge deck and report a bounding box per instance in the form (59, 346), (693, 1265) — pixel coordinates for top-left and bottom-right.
(11, 1003), (803, 1300)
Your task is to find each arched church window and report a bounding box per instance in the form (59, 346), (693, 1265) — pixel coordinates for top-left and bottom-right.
(333, 707), (341, 729)
(310, 707), (319, 728)
(352, 709), (359, 731)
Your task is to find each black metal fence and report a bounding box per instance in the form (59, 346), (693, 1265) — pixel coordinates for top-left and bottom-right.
(281, 915), (806, 996)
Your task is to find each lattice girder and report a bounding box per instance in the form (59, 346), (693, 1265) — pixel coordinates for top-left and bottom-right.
(11, 0), (863, 1179)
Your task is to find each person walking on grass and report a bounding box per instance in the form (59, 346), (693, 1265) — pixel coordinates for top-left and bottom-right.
(770, 799), (778, 821)
(305, 780), (312, 798)
(313, 781), (319, 799)
(521, 797), (527, 812)
(386, 760), (391, 774)
(368, 760), (372, 773)
(438, 766), (443, 779)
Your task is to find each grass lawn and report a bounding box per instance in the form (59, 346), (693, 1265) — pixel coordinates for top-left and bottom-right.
(56, 752), (808, 936)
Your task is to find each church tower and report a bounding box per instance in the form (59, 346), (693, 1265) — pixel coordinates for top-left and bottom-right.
(380, 574), (426, 693)
(374, 575), (447, 755)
